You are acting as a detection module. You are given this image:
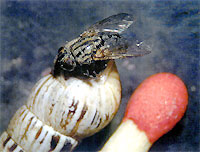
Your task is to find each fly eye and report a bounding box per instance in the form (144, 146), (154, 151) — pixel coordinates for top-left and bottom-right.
(61, 59), (76, 72)
(58, 47), (64, 53)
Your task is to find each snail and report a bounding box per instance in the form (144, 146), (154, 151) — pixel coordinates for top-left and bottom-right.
(0, 13), (151, 152)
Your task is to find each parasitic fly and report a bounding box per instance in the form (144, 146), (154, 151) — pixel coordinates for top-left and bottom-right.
(53, 13), (151, 78)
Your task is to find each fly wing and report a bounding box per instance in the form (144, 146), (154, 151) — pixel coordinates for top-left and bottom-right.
(80, 13), (135, 38)
(88, 13), (134, 34)
(81, 13), (151, 60)
(93, 34), (152, 60)
(95, 32), (152, 60)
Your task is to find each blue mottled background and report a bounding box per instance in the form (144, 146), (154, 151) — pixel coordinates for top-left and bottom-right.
(0, 0), (199, 151)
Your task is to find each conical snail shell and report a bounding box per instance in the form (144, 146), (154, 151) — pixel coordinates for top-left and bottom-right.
(0, 60), (121, 152)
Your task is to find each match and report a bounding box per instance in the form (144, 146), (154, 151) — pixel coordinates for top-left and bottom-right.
(100, 73), (188, 152)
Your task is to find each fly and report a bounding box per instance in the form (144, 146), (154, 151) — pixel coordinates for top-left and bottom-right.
(53, 13), (151, 78)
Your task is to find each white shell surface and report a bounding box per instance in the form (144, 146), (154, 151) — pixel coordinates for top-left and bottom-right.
(26, 60), (121, 139)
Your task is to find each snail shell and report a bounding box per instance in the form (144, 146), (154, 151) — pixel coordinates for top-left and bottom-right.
(0, 60), (121, 152)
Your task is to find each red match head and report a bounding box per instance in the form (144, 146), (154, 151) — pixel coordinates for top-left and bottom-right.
(123, 73), (188, 143)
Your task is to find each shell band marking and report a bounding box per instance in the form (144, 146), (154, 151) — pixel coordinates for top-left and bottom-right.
(3, 136), (11, 147)
(0, 132), (24, 152)
(35, 127), (43, 140)
(9, 143), (17, 151)
(49, 135), (60, 152)
(91, 110), (98, 125)
(32, 75), (53, 105)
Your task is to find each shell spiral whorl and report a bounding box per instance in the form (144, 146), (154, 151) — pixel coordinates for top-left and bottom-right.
(0, 60), (121, 152)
